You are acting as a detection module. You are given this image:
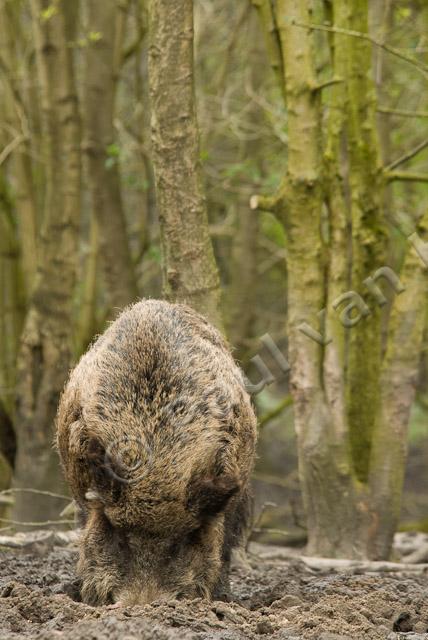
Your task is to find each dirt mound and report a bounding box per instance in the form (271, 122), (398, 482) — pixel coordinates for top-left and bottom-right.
(0, 541), (427, 639)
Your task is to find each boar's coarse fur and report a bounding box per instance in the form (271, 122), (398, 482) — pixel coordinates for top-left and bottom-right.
(56, 300), (257, 606)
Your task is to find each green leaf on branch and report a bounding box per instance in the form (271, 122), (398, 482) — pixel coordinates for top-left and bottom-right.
(40, 4), (58, 21)
(147, 245), (161, 263)
(106, 143), (120, 157)
(105, 143), (121, 169)
(88, 31), (102, 43)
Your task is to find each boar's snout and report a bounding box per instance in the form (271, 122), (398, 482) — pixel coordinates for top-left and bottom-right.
(116, 529), (215, 605)
(114, 584), (179, 606)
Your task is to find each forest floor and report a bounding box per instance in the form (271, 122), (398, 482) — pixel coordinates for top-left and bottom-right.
(0, 533), (427, 639)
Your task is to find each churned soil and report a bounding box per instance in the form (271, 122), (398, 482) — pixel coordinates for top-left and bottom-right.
(0, 535), (427, 640)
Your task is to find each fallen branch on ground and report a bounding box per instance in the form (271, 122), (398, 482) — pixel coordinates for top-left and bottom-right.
(250, 543), (428, 572)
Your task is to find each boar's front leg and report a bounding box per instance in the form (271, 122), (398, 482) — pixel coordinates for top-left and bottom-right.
(78, 510), (124, 606)
(214, 488), (254, 601)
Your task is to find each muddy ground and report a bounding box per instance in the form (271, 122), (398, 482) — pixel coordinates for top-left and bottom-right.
(0, 534), (427, 640)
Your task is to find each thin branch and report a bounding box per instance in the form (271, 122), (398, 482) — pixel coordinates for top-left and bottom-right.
(0, 134), (26, 167)
(121, 24), (147, 66)
(386, 171), (428, 183)
(253, 470), (299, 489)
(216, 2), (251, 89)
(258, 394), (293, 428)
(386, 139), (428, 171)
(252, 527), (290, 537)
(258, 248), (287, 275)
(0, 518), (75, 527)
(0, 55), (29, 136)
(0, 488), (70, 500)
(250, 176), (289, 213)
(250, 194), (280, 212)
(250, 0), (285, 100)
(291, 20), (428, 80)
(313, 76), (344, 92)
(378, 106), (428, 119)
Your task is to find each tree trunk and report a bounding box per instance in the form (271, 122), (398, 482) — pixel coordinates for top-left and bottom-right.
(344, 0), (386, 485)
(0, 399), (14, 518)
(252, 0), (426, 559)
(226, 205), (259, 362)
(13, 0), (81, 522)
(0, 156), (25, 423)
(0, 174), (21, 498)
(84, 0), (138, 311)
(274, 0), (362, 558)
(225, 30), (262, 362)
(74, 216), (100, 357)
(0, 1), (38, 298)
(148, 0), (223, 329)
(369, 211), (428, 559)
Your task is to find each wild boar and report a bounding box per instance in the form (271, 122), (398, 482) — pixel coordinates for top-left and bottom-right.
(56, 299), (257, 606)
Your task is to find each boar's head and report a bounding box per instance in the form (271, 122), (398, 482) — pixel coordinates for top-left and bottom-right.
(77, 427), (243, 605)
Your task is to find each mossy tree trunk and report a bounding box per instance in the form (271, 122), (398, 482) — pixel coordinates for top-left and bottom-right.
(0, 0), (38, 298)
(369, 210), (428, 559)
(74, 216), (100, 357)
(0, 175), (21, 502)
(13, 0), (81, 522)
(225, 29), (263, 362)
(344, 1), (386, 485)
(253, 0), (428, 558)
(274, 0), (367, 558)
(0, 137), (26, 425)
(83, 0), (138, 312)
(148, 0), (223, 329)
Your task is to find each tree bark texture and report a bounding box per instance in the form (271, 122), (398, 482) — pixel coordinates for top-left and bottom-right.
(253, 0), (428, 558)
(148, 0), (223, 329)
(13, 0), (81, 522)
(84, 0), (138, 311)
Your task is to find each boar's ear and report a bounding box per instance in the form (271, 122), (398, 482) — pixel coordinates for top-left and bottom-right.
(187, 471), (240, 518)
(86, 437), (123, 502)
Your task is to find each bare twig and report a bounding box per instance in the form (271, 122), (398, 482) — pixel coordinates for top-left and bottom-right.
(0, 488), (70, 500)
(253, 470), (299, 490)
(250, 194), (279, 212)
(122, 28), (147, 66)
(0, 134), (26, 166)
(0, 518), (75, 527)
(252, 527), (290, 537)
(291, 20), (428, 80)
(386, 171), (428, 183)
(313, 76), (344, 92)
(246, 501), (277, 551)
(386, 138), (428, 171)
(253, 502), (278, 530)
(258, 249), (287, 274)
(216, 2), (251, 88)
(258, 395), (293, 427)
(378, 106), (428, 119)
(0, 55), (30, 136)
